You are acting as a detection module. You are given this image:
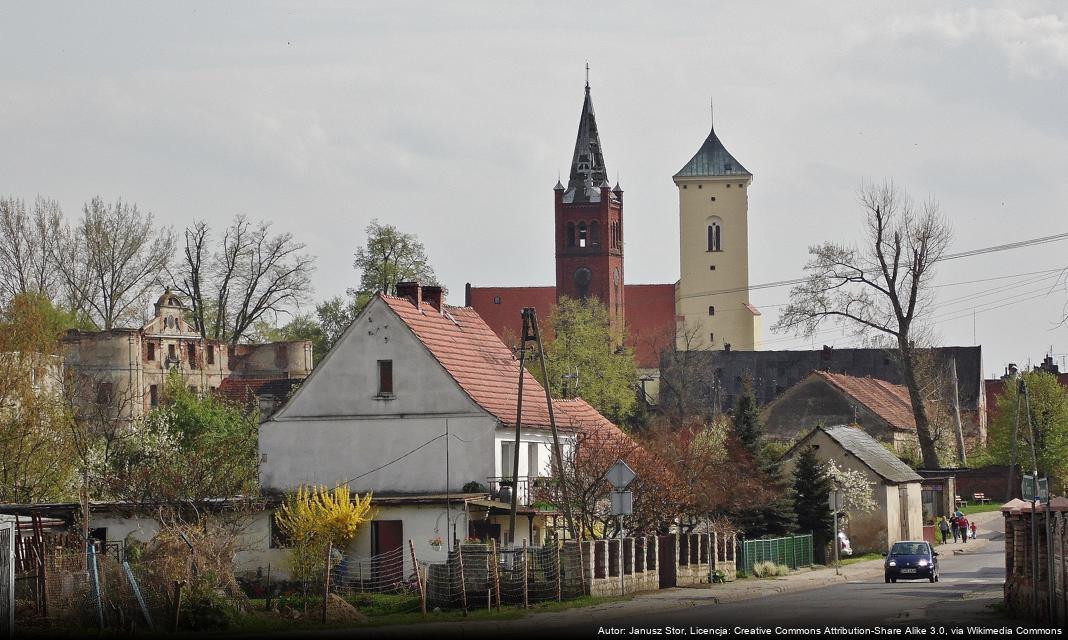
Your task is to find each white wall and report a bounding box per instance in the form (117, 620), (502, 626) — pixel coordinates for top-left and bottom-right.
(493, 429), (574, 479)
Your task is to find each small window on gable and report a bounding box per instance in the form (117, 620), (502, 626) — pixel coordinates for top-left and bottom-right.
(147, 343), (156, 361)
(378, 360), (393, 395)
(708, 306), (715, 316)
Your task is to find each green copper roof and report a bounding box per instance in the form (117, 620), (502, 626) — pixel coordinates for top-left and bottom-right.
(674, 121), (751, 178)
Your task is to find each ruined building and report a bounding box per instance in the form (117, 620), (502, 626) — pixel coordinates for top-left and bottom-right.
(60, 290), (313, 418)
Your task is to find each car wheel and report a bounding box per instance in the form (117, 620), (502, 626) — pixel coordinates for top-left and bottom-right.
(891, 578), (897, 583)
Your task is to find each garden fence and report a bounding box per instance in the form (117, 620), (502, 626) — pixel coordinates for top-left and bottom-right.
(736, 534), (814, 576)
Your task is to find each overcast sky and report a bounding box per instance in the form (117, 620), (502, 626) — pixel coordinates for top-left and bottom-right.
(2, 1), (1066, 377)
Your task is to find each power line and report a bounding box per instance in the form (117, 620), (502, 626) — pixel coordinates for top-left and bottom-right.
(330, 433), (446, 491)
(680, 231), (1068, 301)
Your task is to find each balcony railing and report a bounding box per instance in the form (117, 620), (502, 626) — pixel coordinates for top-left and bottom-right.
(486, 476), (554, 506)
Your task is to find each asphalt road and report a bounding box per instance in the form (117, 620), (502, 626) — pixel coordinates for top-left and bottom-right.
(560, 540), (1008, 633)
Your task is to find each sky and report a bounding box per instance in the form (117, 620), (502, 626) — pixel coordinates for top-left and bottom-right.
(2, 1), (1067, 378)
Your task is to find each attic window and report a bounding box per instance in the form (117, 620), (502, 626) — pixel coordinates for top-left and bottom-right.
(708, 306), (715, 316)
(378, 360), (393, 395)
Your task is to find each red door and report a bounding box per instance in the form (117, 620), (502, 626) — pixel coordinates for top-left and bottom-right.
(371, 520), (404, 588)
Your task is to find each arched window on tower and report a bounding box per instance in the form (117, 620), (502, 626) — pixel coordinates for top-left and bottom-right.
(578, 222), (588, 248)
(707, 217), (722, 252)
(590, 221), (600, 246)
(567, 222), (575, 248)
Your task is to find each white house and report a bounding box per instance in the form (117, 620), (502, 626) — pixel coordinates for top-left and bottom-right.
(259, 282), (622, 576)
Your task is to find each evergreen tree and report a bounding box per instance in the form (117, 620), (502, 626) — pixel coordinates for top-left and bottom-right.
(792, 446), (834, 563)
(728, 378), (796, 537)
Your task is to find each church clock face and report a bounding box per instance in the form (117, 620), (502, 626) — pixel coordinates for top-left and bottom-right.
(574, 267), (592, 300)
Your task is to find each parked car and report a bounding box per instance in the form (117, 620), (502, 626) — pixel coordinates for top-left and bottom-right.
(884, 540), (939, 583)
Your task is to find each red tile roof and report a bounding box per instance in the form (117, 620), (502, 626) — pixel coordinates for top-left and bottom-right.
(813, 371), (917, 431)
(381, 293), (620, 431)
(216, 378), (302, 403)
(466, 283), (676, 369)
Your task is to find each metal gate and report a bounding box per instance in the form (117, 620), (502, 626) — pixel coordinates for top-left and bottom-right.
(657, 535), (676, 588)
(0, 515), (14, 638)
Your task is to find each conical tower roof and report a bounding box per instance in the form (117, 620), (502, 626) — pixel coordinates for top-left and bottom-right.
(563, 82), (608, 204)
(675, 112), (750, 178)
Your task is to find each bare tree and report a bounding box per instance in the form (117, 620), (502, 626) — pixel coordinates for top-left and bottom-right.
(0, 196), (64, 304)
(54, 197), (176, 329)
(173, 215), (315, 347)
(775, 181), (951, 468)
(654, 321), (719, 425)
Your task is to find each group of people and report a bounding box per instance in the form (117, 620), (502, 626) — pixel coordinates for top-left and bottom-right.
(937, 510), (976, 544)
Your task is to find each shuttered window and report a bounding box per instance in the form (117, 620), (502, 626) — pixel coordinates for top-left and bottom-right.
(378, 360), (393, 395)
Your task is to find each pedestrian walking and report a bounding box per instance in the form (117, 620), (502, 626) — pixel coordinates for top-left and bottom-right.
(970, 521), (977, 540)
(950, 515), (960, 542)
(938, 516), (950, 544)
(958, 516), (969, 544)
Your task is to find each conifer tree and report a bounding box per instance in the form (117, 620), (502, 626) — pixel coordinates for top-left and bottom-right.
(792, 446), (834, 563)
(728, 378), (796, 537)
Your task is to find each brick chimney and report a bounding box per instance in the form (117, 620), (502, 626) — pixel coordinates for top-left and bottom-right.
(422, 285), (444, 312)
(395, 282), (421, 307)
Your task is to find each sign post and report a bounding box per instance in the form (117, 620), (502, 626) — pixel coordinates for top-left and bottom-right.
(828, 489), (842, 575)
(607, 460), (636, 596)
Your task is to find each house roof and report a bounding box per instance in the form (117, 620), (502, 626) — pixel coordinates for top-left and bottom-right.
(804, 424), (922, 484)
(813, 371), (917, 431)
(216, 378), (302, 403)
(381, 293), (615, 430)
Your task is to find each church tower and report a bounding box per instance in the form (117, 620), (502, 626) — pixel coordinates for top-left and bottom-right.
(673, 111), (761, 350)
(554, 80), (625, 338)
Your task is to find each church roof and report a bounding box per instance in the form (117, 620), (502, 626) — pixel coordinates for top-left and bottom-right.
(563, 83), (608, 204)
(674, 117), (751, 179)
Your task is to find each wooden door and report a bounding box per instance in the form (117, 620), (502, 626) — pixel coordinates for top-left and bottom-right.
(371, 520), (404, 588)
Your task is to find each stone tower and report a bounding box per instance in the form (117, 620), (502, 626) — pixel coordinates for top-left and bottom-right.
(673, 112), (761, 350)
(554, 80), (625, 338)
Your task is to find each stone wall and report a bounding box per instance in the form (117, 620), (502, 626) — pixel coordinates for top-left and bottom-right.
(1002, 499), (1067, 626)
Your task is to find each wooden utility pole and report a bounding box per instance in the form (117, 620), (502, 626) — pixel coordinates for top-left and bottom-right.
(950, 359), (967, 465)
(527, 308), (578, 541)
(507, 313), (530, 546)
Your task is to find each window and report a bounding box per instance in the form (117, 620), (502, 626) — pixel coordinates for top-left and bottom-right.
(501, 441), (515, 479)
(578, 222), (588, 248)
(95, 382), (113, 405)
(147, 343), (156, 361)
(188, 385), (197, 395)
(493, 296), (501, 304)
(708, 306), (715, 316)
(710, 196), (716, 202)
(528, 443), (540, 478)
(206, 345), (215, 365)
(167, 344), (176, 359)
(378, 360), (393, 395)
(566, 222), (575, 248)
(709, 265), (716, 271)
(683, 184), (688, 189)
(709, 332), (715, 344)
(707, 221), (722, 252)
(149, 384), (159, 407)
(698, 184), (703, 189)
(590, 220), (600, 246)
(726, 183), (731, 188)
(187, 343), (197, 369)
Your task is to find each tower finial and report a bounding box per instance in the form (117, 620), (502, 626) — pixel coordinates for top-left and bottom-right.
(710, 96), (715, 127)
(585, 61), (590, 89)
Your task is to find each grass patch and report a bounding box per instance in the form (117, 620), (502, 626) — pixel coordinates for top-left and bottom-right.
(960, 502), (1002, 516)
(839, 552), (882, 566)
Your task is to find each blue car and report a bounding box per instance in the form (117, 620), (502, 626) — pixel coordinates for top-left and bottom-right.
(884, 540), (939, 583)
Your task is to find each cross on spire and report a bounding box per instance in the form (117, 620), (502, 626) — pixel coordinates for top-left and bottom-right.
(585, 62), (590, 88)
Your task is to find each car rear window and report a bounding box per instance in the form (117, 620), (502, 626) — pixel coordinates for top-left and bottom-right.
(890, 542), (928, 555)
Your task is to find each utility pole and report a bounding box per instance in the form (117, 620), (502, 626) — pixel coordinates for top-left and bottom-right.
(507, 314), (530, 547)
(950, 359), (967, 466)
(1005, 380), (1023, 502)
(1022, 381), (1039, 622)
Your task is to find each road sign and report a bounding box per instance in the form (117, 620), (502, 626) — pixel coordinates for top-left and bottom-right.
(1022, 474), (1036, 501)
(606, 460), (636, 490)
(1037, 478), (1049, 503)
(610, 490), (633, 516)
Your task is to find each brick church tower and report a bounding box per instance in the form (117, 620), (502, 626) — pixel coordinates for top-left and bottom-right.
(553, 80), (625, 339)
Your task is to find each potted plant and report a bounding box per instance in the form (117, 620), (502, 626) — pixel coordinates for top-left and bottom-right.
(428, 535), (443, 550)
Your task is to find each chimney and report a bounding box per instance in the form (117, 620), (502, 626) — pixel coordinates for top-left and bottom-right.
(422, 285), (444, 312)
(464, 283), (472, 307)
(395, 282), (421, 307)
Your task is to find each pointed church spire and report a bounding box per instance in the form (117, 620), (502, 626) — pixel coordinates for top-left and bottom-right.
(564, 75), (608, 204)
